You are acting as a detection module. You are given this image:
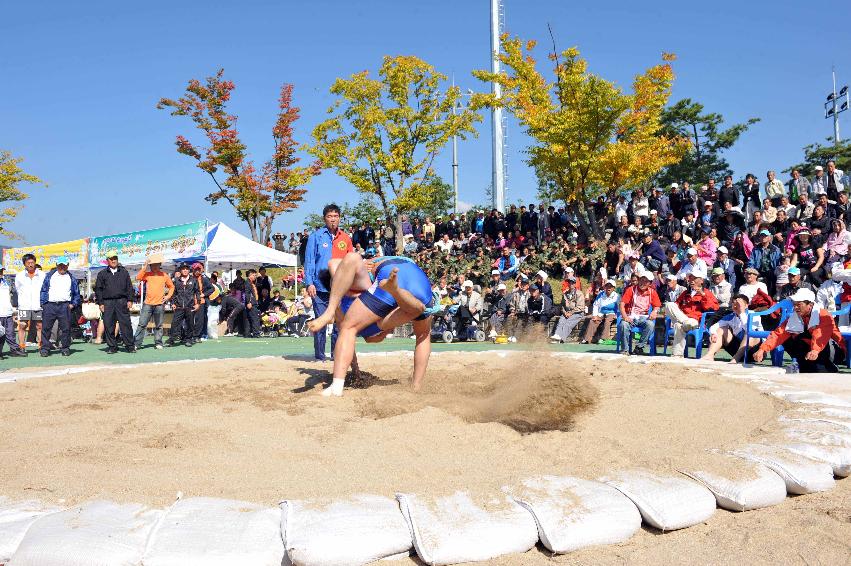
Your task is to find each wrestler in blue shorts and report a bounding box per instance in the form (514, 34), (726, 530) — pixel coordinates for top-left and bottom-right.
(308, 254), (439, 397)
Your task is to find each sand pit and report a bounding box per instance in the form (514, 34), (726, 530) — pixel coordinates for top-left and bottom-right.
(1, 352), (850, 564)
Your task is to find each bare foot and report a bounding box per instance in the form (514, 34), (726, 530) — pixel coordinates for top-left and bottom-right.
(378, 267), (400, 294)
(308, 313), (333, 333)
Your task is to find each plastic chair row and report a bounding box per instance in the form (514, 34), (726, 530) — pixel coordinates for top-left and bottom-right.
(743, 299), (793, 368)
(828, 303), (851, 369)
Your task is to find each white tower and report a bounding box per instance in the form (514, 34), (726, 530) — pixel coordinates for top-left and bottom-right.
(490, 0), (506, 212)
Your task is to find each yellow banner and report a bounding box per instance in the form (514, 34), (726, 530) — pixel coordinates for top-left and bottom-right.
(2, 238), (90, 273)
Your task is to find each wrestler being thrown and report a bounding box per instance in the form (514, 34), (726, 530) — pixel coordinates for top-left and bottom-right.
(307, 253), (437, 396)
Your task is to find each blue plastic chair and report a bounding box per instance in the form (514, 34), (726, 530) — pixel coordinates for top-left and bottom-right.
(682, 310), (716, 359)
(828, 303), (851, 368)
(743, 299), (793, 368)
(615, 308), (658, 355)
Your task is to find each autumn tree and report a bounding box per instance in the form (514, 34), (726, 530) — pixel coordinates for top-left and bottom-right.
(655, 98), (759, 186)
(310, 56), (481, 251)
(0, 151), (45, 240)
(157, 70), (319, 243)
(473, 36), (689, 240)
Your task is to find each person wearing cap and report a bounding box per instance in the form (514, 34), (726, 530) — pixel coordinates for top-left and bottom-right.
(94, 251), (136, 354)
(676, 247), (708, 281)
(698, 201), (716, 235)
(38, 256), (80, 357)
(776, 266), (815, 301)
(134, 253), (175, 349)
(660, 272), (686, 304)
(454, 280), (483, 338)
(14, 253), (46, 352)
(617, 270), (661, 355)
(527, 283), (554, 330)
(486, 282), (510, 336)
(753, 288), (846, 372)
(550, 272), (584, 343)
(713, 245), (736, 289)
(0, 265), (27, 358)
(506, 276), (532, 331)
(748, 229), (782, 295)
(790, 228), (824, 285)
(580, 279), (619, 344)
(701, 294), (762, 364)
(649, 187), (671, 218)
(738, 267), (768, 301)
(168, 262), (200, 347)
(622, 253), (643, 281)
(534, 270), (553, 301)
(709, 267), (732, 308)
(667, 271), (719, 357)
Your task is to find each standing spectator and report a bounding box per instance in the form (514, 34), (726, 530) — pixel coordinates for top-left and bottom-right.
(298, 229), (309, 266)
(825, 160), (845, 201)
(255, 267), (272, 296)
(133, 253), (174, 350)
(667, 274), (719, 357)
(789, 169), (811, 202)
(765, 170), (785, 207)
(618, 271), (661, 356)
(14, 253), (45, 352)
(650, 187), (671, 218)
(243, 269), (261, 338)
(95, 251), (136, 354)
(422, 217), (436, 241)
(0, 266), (27, 357)
(191, 262), (215, 342)
(741, 173), (761, 220)
(303, 204), (353, 362)
(38, 256), (80, 357)
(168, 263), (199, 347)
(580, 279), (619, 344)
(719, 176), (741, 210)
(749, 230), (782, 295)
(680, 182), (698, 217)
(631, 189), (650, 222)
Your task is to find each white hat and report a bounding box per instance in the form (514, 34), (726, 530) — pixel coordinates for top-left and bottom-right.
(789, 288), (816, 303)
(670, 182), (679, 189)
(686, 247), (698, 256)
(491, 269), (500, 275)
(605, 279), (616, 286)
(564, 266), (574, 273)
(536, 270), (548, 281)
(403, 233), (414, 239)
(462, 280), (474, 288)
(717, 245), (728, 254)
(496, 283), (507, 291)
(649, 209), (658, 215)
(691, 265), (708, 279)
(666, 273), (679, 281)
(815, 165), (824, 171)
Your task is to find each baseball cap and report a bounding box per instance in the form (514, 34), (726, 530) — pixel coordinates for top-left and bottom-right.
(105, 250), (118, 259)
(670, 182), (679, 189)
(55, 256), (70, 266)
(179, 262), (191, 269)
(529, 284), (540, 291)
(148, 252), (165, 264)
(462, 280), (474, 288)
(717, 246), (728, 254)
(605, 279), (616, 286)
(686, 247), (698, 256)
(491, 269), (500, 275)
(815, 165), (824, 171)
(564, 266), (574, 273)
(536, 270), (548, 281)
(789, 288), (816, 303)
(496, 283), (506, 291)
(744, 267), (759, 275)
(649, 209), (658, 215)
(787, 266), (801, 276)
(759, 229), (771, 236)
(711, 267), (724, 276)
(704, 201), (712, 207)
(666, 273), (679, 281)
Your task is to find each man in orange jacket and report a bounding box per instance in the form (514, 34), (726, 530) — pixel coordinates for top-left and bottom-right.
(666, 272), (719, 357)
(753, 288), (846, 372)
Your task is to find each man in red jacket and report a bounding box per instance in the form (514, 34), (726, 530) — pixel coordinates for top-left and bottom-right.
(666, 273), (719, 357)
(753, 288), (846, 372)
(618, 271), (661, 356)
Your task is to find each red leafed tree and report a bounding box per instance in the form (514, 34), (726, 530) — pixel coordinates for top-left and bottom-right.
(157, 70), (319, 243)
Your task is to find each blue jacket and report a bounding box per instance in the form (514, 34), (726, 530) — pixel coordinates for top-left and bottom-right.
(40, 269), (81, 307)
(303, 226), (337, 294)
(498, 254), (518, 275)
(748, 244), (781, 274)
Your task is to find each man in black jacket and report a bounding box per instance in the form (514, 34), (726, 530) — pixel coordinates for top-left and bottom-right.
(95, 251), (136, 354)
(243, 269), (261, 338)
(168, 263), (199, 347)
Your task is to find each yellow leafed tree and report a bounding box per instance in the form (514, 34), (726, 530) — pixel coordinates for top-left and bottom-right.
(311, 55), (481, 251)
(0, 151), (45, 240)
(473, 36), (689, 240)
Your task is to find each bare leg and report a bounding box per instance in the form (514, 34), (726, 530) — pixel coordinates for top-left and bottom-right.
(322, 300), (382, 397)
(411, 317), (432, 391)
(701, 327), (730, 361)
(308, 253), (369, 333)
(18, 321), (27, 349)
(378, 268), (425, 316)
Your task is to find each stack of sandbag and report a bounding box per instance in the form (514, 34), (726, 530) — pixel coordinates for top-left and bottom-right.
(0, 499), (64, 563)
(281, 495), (412, 566)
(508, 476), (641, 553)
(678, 453), (787, 512)
(729, 444), (835, 495)
(8, 500), (161, 566)
(396, 491), (538, 565)
(143, 497), (283, 566)
(599, 469), (716, 531)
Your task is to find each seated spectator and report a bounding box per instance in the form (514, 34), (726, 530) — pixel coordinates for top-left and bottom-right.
(550, 274), (586, 343)
(580, 279), (619, 344)
(753, 288), (846, 372)
(506, 277), (532, 330)
(454, 280), (483, 339)
(776, 266), (815, 301)
(403, 234), (418, 255)
(527, 284), (555, 332)
(534, 270), (553, 301)
(824, 219), (851, 264)
(709, 267), (732, 308)
(791, 229), (825, 285)
(739, 267), (769, 300)
(667, 273), (719, 358)
(618, 271), (661, 356)
(497, 247), (518, 280)
(660, 272), (685, 304)
(487, 283), (509, 336)
(701, 294), (762, 363)
(677, 247), (708, 281)
(714, 245), (736, 288)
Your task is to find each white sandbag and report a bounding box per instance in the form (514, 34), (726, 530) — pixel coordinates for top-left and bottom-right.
(9, 500), (162, 566)
(780, 415), (851, 432)
(782, 442), (851, 477)
(509, 476), (641, 553)
(396, 491), (538, 565)
(770, 390), (851, 407)
(143, 497), (283, 566)
(0, 499), (64, 562)
(679, 454), (787, 512)
(206, 306), (221, 339)
(783, 428), (851, 448)
(807, 406), (851, 420)
(729, 445), (836, 495)
(599, 469), (716, 531)
(281, 495), (411, 566)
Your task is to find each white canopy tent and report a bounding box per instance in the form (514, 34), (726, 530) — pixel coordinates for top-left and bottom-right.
(202, 222), (297, 271)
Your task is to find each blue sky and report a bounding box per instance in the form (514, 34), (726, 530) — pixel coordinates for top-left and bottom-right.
(2, 0), (850, 246)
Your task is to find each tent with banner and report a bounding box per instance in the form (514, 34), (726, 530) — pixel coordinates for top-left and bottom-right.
(199, 222), (296, 270)
(2, 238), (90, 277)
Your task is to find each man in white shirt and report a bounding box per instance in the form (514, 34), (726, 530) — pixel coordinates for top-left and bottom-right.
(0, 266), (27, 358)
(677, 248), (708, 281)
(709, 267), (733, 308)
(14, 253), (46, 352)
(701, 294), (761, 363)
(39, 256), (81, 357)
